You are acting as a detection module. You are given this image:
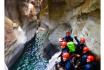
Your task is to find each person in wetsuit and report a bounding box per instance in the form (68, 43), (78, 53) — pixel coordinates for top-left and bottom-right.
(82, 55), (96, 70)
(63, 31), (73, 42)
(74, 36), (86, 55)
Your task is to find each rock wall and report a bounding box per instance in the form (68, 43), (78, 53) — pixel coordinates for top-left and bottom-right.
(44, 0), (100, 57)
(5, 0), (38, 68)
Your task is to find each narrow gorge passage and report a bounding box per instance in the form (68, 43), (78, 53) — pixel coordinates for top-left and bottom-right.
(10, 28), (49, 70)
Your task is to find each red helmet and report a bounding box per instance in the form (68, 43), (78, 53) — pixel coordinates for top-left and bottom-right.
(60, 46), (66, 48)
(66, 31), (71, 36)
(83, 47), (89, 53)
(80, 37), (85, 43)
(87, 55), (95, 62)
(61, 41), (67, 46)
(62, 52), (70, 59)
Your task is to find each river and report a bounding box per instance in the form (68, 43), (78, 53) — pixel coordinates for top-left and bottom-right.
(10, 28), (49, 70)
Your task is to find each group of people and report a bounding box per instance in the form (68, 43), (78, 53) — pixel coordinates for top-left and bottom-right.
(55, 31), (98, 70)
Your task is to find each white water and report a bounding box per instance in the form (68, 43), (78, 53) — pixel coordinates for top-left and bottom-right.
(45, 52), (61, 70)
(14, 26), (27, 44)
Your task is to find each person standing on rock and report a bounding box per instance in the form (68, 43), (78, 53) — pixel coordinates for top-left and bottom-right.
(57, 52), (75, 70)
(75, 47), (97, 70)
(74, 47), (90, 69)
(63, 31), (73, 42)
(58, 37), (69, 61)
(74, 36), (86, 55)
(81, 55), (96, 70)
(58, 40), (69, 67)
(60, 41), (69, 52)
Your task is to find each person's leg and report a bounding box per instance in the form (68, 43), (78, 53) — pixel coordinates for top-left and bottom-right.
(65, 60), (71, 70)
(83, 63), (93, 70)
(59, 61), (65, 67)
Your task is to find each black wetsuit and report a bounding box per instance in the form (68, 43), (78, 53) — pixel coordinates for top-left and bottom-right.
(82, 62), (97, 70)
(77, 51), (95, 70)
(74, 36), (86, 55)
(63, 36), (73, 42)
(59, 49), (69, 67)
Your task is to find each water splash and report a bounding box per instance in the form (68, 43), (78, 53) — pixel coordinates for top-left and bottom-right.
(45, 52), (61, 70)
(14, 26), (27, 44)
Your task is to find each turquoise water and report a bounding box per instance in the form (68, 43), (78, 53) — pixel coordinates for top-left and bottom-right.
(10, 30), (49, 70)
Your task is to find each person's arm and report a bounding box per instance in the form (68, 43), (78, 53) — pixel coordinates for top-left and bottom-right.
(75, 56), (82, 68)
(63, 37), (66, 41)
(74, 36), (80, 45)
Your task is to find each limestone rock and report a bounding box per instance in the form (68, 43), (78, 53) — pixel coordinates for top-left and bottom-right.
(5, 17), (27, 68)
(5, 17), (17, 48)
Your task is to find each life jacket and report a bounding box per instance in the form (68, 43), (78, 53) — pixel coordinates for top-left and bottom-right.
(67, 42), (76, 53)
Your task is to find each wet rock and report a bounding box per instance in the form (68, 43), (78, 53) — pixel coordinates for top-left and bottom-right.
(68, 10), (100, 56)
(43, 40), (59, 60)
(5, 17), (27, 68)
(5, 0), (39, 68)
(5, 44), (24, 68)
(46, 2), (100, 69)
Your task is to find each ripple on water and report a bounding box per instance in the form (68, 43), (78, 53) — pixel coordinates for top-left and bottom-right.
(10, 30), (48, 70)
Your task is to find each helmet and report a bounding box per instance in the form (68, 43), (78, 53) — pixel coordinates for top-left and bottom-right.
(87, 55), (95, 62)
(83, 47), (89, 53)
(66, 31), (71, 36)
(61, 41), (67, 46)
(62, 52), (70, 59)
(60, 46), (66, 49)
(80, 37), (85, 43)
(67, 42), (76, 52)
(59, 38), (63, 42)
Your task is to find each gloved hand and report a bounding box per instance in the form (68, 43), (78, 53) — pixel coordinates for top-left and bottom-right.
(76, 54), (80, 58)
